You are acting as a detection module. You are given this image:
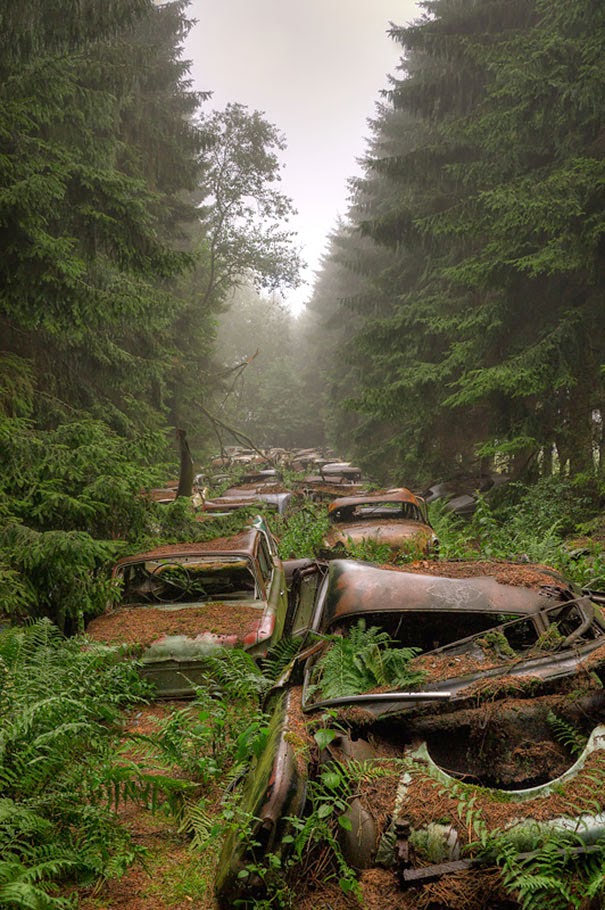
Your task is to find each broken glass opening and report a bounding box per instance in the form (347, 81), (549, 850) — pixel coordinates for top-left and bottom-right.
(119, 557), (258, 605)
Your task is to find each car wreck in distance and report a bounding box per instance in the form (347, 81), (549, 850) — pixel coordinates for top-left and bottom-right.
(216, 558), (605, 907)
(86, 519), (288, 697)
(323, 487), (438, 556)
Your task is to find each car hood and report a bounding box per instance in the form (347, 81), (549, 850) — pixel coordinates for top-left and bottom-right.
(325, 520), (433, 549)
(86, 599), (274, 656)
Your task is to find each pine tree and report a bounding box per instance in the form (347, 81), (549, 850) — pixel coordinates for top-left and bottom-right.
(308, 0), (605, 483)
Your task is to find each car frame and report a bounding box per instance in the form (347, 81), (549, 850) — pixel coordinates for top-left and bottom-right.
(323, 487), (438, 555)
(216, 558), (605, 906)
(86, 517), (288, 697)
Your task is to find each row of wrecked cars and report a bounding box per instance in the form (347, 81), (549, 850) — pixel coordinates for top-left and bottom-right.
(86, 471), (605, 907)
(151, 449), (440, 558)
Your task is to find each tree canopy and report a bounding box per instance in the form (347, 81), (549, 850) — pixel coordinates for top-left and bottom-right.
(0, 0), (301, 628)
(301, 0), (605, 487)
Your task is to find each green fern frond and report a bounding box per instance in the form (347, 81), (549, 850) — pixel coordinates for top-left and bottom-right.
(178, 800), (216, 849)
(261, 637), (303, 681)
(200, 648), (267, 700)
(309, 620), (424, 699)
(546, 711), (588, 757)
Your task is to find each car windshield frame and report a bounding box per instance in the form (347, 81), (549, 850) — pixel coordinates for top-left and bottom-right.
(331, 501), (425, 523)
(117, 554), (262, 606)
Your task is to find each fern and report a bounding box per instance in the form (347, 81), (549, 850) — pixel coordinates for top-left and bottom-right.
(494, 832), (582, 910)
(0, 860), (74, 909)
(0, 620), (158, 905)
(201, 648), (268, 699)
(261, 637), (303, 682)
(178, 800), (217, 849)
(309, 620), (425, 700)
(546, 711), (588, 757)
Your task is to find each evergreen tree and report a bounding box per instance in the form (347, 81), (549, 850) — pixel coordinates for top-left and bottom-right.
(308, 0), (605, 483)
(0, 0), (202, 431)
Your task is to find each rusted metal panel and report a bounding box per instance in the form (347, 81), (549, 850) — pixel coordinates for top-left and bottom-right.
(325, 520), (434, 551)
(320, 560), (556, 629)
(324, 488), (436, 555)
(112, 530), (258, 571)
(328, 488), (422, 512)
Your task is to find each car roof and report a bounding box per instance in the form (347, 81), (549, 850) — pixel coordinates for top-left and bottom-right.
(328, 488), (422, 512)
(113, 528), (260, 568)
(319, 559), (566, 629)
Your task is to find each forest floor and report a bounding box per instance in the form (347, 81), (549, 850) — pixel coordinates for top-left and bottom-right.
(76, 703), (220, 910)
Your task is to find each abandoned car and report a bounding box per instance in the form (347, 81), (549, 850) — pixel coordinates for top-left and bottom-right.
(202, 483), (294, 517)
(216, 558), (605, 906)
(86, 519), (288, 696)
(323, 487), (438, 555)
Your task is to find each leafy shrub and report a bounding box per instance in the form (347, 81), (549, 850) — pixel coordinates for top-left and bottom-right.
(428, 500), (475, 559)
(0, 417), (167, 539)
(0, 620), (160, 908)
(308, 619), (425, 700)
(0, 416), (183, 628)
(274, 503), (330, 559)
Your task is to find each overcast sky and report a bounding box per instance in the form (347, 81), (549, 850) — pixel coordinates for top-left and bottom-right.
(183, 0), (422, 312)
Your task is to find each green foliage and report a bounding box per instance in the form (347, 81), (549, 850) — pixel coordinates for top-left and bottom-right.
(232, 755), (400, 906)
(427, 500), (475, 559)
(196, 104), (301, 301)
(546, 711), (588, 758)
(423, 477), (605, 583)
(300, 0), (605, 485)
(0, 416), (177, 628)
(274, 503), (330, 559)
(490, 829), (605, 910)
(308, 619), (425, 700)
(1, 523), (117, 631)
(0, 417), (164, 533)
(152, 645), (300, 789)
(0, 0), (205, 428)
(340, 536), (394, 565)
(0, 620), (161, 907)
(260, 637), (303, 682)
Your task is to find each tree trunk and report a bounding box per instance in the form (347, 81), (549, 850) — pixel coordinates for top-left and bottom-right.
(568, 379), (594, 476)
(176, 428), (194, 497)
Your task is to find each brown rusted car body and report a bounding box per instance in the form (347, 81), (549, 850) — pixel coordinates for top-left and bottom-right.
(216, 559), (605, 906)
(87, 521), (288, 697)
(202, 483), (294, 517)
(323, 488), (438, 555)
(295, 479), (367, 503)
(145, 483), (204, 510)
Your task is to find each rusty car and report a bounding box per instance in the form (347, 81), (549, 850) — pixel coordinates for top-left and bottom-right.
(323, 487), (438, 555)
(86, 518), (288, 697)
(201, 477), (294, 518)
(216, 558), (605, 907)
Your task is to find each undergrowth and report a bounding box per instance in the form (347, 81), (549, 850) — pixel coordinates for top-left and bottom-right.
(273, 502), (330, 558)
(428, 478), (605, 590)
(0, 620), (183, 909)
(307, 619), (425, 700)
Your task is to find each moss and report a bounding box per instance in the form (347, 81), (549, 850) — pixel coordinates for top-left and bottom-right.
(535, 623), (565, 652)
(478, 630), (516, 658)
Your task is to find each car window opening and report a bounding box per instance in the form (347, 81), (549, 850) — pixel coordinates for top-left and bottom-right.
(329, 610), (535, 653)
(332, 502), (423, 523)
(120, 558), (258, 604)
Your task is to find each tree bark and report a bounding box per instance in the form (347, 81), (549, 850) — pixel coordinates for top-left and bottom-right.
(176, 428), (194, 497)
